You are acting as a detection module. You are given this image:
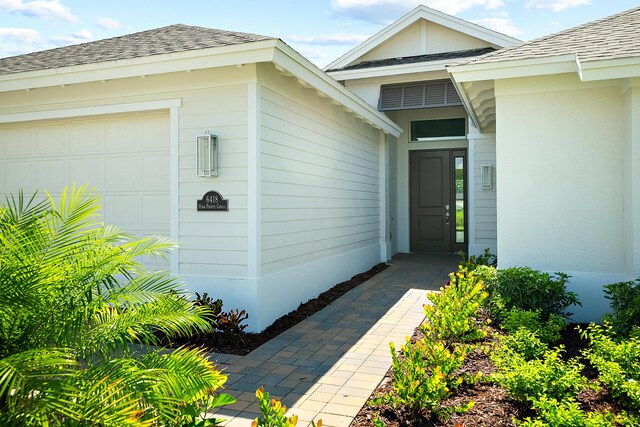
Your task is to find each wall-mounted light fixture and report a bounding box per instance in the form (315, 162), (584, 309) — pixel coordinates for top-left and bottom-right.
(196, 131), (218, 177)
(481, 164), (493, 190)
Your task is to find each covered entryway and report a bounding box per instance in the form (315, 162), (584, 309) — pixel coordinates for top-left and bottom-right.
(409, 149), (466, 253)
(0, 111), (171, 269)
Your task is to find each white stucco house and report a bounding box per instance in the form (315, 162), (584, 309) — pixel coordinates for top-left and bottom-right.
(1, 5), (639, 329)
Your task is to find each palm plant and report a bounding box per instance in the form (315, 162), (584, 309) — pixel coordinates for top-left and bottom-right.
(0, 185), (234, 426)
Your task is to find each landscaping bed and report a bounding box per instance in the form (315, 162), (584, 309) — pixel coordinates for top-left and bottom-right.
(351, 323), (625, 427)
(164, 262), (389, 355)
(347, 255), (640, 427)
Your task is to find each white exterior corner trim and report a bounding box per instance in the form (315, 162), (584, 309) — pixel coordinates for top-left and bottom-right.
(324, 4), (521, 71)
(272, 41), (402, 137)
(0, 98), (182, 123)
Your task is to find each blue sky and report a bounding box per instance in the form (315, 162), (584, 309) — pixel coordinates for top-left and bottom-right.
(0, 0), (637, 67)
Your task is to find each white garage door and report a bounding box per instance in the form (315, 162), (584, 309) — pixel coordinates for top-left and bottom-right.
(0, 111), (171, 269)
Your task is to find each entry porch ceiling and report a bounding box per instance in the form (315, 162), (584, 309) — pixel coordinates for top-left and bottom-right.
(460, 79), (495, 132)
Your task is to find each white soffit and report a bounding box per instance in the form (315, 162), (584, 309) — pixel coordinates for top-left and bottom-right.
(324, 5), (521, 71)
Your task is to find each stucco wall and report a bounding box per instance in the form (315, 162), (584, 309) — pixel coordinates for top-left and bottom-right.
(495, 73), (629, 322)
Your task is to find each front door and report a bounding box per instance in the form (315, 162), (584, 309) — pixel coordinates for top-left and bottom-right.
(409, 149), (466, 253)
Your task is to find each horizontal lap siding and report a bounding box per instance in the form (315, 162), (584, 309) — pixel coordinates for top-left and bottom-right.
(176, 81), (249, 278)
(258, 66), (381, 274)
(474, 138), (497, 246)
(1, 66), (252, 277)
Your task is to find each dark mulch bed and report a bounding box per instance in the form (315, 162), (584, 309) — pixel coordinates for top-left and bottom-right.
(165, 263), (389, 355)
(350, 323), (625, 427)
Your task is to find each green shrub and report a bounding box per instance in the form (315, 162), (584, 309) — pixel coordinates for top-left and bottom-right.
(194, 293), (249, 341)
(516, 396), (636, 427)
(500, 327), (548, 361)
(373, 337), (471, 417)
(488, 267), (580, 322)
(603, 279), (640, 337)
(502, 308), (566, 344)
(252, 386), (300, 427)
(492, 346), (592, 403)
(458, 248), (497, 271)
(422, 267), (489, 343)
(582, 323), (640, 411)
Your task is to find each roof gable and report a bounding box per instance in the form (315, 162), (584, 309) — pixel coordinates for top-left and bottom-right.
(0, 24), (272, 76)
(324, 4), (520, 71)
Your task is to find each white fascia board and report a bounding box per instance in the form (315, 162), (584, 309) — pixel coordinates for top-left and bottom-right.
(0, 39), (279, 92)
(448, 74), (482, 131)
(579, 57), (640, 82)
(273, 41), (402, 137)
(447, 54), (579, 83)
(324, 5), (520, 71)
(327, 58), (453, 81)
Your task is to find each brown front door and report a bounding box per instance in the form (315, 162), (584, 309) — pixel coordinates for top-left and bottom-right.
(410, 149), (466, 253)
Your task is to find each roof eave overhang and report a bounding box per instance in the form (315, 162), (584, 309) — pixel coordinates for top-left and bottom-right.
(272, 41), (402, 137)
(0, 38), (401, 138)
(0, 39), (281, 92)
(579, 57), (640, 81)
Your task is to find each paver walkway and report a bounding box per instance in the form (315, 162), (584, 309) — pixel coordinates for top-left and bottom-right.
(209, 253), (459, 427)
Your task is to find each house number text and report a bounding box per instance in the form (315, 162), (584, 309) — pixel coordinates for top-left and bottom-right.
(197, 190), (229, 211)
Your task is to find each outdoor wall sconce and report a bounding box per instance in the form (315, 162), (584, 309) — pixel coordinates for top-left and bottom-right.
(196, 131), (218, 177)
(481, 164), (493, 190)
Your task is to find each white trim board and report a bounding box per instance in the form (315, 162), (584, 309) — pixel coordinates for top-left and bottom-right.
(0, 99), (182, 123)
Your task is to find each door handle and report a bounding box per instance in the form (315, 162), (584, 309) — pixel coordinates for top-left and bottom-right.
(445, 212), (450, 225)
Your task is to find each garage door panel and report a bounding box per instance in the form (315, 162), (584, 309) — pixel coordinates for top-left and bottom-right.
(4, 128), (34, 156)
(106, 156), (142, 189)
(143, 154), (170, 187)
(37, 125), (68, 155)
(5, 160), (34, 190)
(70, 122), (104, 153)
(105, 118), (143, 152)
(143, 116), (170, 149)
(1, 112), (170, 271)
(70, 158), (105, 187)
(36, 159), (68, 188)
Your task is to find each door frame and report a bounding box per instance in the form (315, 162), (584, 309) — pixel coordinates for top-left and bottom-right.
(409, 148), (467, 254)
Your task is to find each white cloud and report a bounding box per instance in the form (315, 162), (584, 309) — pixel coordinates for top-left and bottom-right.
(297, 47), (329, 60)
(330, 0), (504, 23)
(287, 33), (370, 46)
(0, 26), (42, 44)
(0, 0), (78, 22)
(471, 17), (523, 37)
(51, 28), (93, 45)
(96, 16), (122, 30)
(525, 0), (591, 12)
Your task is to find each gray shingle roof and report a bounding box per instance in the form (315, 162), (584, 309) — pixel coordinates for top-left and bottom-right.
(0, 24), (273, 76)
(327, 47), (495, 72)
(464, 6), (640, 65)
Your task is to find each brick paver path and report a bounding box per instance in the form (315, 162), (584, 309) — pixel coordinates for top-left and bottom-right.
(210, 253), (459, 427)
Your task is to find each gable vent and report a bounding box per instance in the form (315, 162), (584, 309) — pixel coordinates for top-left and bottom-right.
(378, 79), (462, 111)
